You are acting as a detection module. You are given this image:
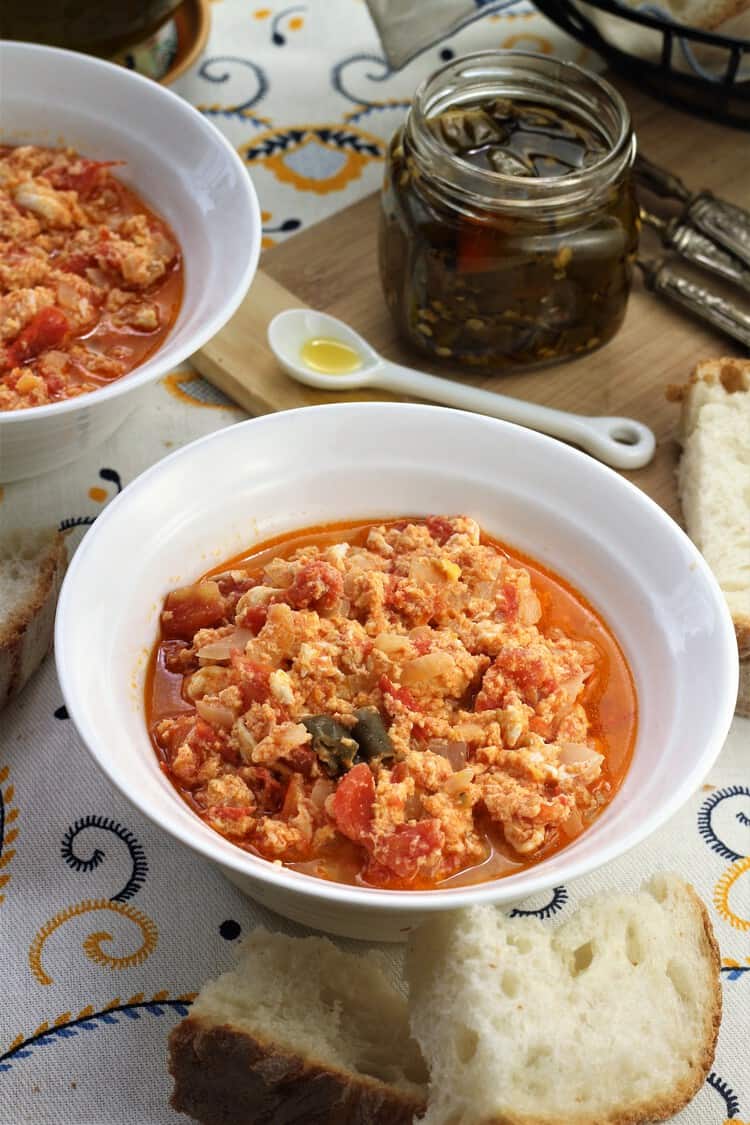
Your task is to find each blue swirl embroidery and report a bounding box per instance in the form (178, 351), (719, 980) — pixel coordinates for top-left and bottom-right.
(0, 995), (193, 1074)
(697, 786), (750, 861)
(198, 57), (269, 120)
(61, 816), (148, 903)
(331, 53), (393, 106)
(707, 1072), (741, 1118)
(509, 885), (568, 920)
(58, 468), (123, 534)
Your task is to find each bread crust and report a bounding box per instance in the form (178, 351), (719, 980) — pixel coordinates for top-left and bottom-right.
(473, 883), (722, 1125)
(168, 1016), (427, 1125)
(696, 0), (750, 29)
(0, 531), (67, 710)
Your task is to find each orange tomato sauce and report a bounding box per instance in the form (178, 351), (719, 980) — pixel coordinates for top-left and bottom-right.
(0, 144), (183, 409)
(146, 519), (637, 890)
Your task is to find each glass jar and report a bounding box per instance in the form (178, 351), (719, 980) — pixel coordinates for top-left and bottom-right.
(378, 51), (639, 371)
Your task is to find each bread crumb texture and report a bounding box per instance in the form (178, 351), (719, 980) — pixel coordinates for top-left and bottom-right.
(676, 358), (750, 664)
(187, 928), (426, 1091)
(0, 529), (67, 709)
(408, 874), (721, 1125)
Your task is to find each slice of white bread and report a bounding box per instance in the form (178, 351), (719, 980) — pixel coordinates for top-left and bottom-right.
(408, 874), (721, 1125)
(0, 529), (67, 710)
(169, 876), (719, 1125)
(168, 929), (428, 1125)
(671, 357), (750, 715)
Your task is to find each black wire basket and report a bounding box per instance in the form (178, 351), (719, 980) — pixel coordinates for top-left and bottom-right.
(533, 0), (750, 127)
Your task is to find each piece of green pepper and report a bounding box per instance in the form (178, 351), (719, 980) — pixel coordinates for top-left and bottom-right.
(302, 715), (358, 777)
(352, 707), (395, 763)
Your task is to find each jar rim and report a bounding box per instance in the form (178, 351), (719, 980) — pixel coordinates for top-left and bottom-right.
(407, 49), (635, 211)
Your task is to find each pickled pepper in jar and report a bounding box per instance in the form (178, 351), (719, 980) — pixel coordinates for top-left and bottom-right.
(378, 51), (639, 371)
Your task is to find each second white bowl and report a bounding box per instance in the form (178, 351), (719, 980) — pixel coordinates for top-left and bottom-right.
(0, 41), (261, 481)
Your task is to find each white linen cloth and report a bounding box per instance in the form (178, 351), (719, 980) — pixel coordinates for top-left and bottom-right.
(0, 3), (747, 1122)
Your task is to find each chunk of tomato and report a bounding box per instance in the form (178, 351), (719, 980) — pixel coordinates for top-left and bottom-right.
(425, 516), (454, 545)
(48, 159), (123, 196)
(332, 763), (375, 844)
(4, 307), (69, 369)
(231, 654), (271, 707)
(58, 252), (97, 276)
(372, 819), (444, 881)
(285, 560), (343, 613)
(379, 674), (420, 712)
(161, 580), (225, 641)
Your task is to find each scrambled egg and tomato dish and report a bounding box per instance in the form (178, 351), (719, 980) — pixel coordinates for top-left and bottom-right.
(0, 144), (182, 410)
(150, 518), (636, 889)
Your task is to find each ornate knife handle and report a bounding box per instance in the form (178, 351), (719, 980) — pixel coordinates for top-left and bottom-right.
(668, 221), (750, 294)
(688, 195), (750, 272)
(639, 258), (750, 349)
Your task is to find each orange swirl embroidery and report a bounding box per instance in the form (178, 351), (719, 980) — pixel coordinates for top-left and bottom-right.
(0, 765), (19, 907)
(501, 33), (553, 53)
(714, 857), (750, 932)
(28, 898), (158, 986)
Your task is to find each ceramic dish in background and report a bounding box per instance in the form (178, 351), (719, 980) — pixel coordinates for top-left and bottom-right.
(0, 41), (260, 482)
(110, 0), (211, 85)
(0, 0), (183, 57)
(55, 403), (739, 942)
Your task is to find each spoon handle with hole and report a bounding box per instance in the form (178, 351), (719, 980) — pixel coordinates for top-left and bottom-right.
(375, 362), (655, 470)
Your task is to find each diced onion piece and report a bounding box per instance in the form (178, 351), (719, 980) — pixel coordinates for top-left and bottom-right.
(403, 793), (423, 820)
(56, 280), (79, 309)
(269, 669), (295, 706)
(234, 719), (256, 763)
(560, 806), (584, 838)
(197, 628), (254, 662)
(373, 633), (412, 657)
(558, 673), (586, 702)
(519, 589), (542, 625)
(195, 698), (235, 729)
(401, 650), (454, 686)
(409, 556), (461, 584)
(452, 722), (485, 744)
(558, 743), (603, 769)
(428, 739), (468, 770)
(237, 585), (276, 612)
(444, 766), (474, 797)
(278, 722), (312, 750)
(310, 777), (335, 811)
(262, 558), (295, 589)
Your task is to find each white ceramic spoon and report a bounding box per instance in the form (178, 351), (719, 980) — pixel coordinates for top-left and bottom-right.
(268, 309), (656, 470)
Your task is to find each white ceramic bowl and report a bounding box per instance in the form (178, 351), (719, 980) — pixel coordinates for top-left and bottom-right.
(0, 42), (260, 482)
(55, 404), (738, 941)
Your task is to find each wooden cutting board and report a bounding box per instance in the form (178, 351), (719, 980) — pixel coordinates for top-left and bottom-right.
(193, 79), (747, 522)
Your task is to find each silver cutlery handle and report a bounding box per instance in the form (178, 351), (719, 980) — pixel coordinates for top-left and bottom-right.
(688, 195), (750, 272)
(667, 221), (750, 294)
(639, 258), (750, 349)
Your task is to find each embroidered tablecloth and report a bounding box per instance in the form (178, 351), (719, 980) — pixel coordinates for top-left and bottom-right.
(1, 3), (748, 1122)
